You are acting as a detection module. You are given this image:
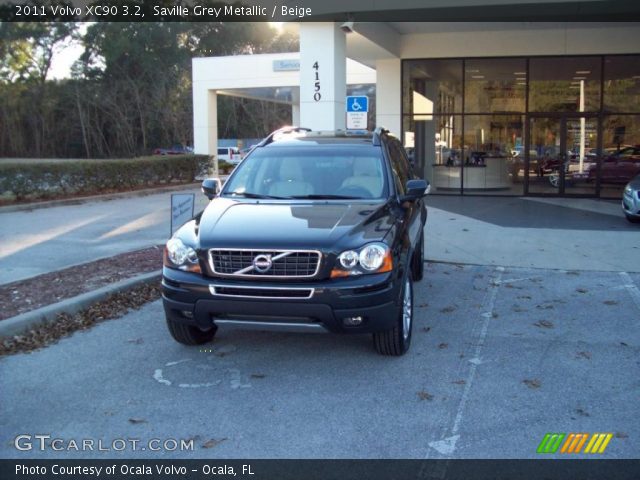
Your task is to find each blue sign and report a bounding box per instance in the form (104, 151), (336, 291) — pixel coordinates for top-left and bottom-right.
(346, 96), (368, 113)
(272, 59), (300, 72)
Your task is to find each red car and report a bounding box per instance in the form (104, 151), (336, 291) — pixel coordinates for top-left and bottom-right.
(589, 145), (640, 184)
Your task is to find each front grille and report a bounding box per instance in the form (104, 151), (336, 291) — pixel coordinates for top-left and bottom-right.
(209, 285), (314, 299)
(208, 249), (321, 278)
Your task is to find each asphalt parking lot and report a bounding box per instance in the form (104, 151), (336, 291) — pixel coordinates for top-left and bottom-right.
(1, 262), (638, 459)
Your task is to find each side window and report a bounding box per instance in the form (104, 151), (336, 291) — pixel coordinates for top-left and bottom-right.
(217, 148), (226, 156)
(396, 141), (413, 176)
(387, 141), (409, 195)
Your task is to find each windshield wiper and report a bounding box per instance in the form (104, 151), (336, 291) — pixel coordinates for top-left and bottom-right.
(287, 194), (361, 200)
(227, 191), (285, 199)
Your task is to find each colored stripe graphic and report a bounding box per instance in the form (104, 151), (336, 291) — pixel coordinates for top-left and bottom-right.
(540, 433), (614, 454)
(584, 433), (614, 454)
(561, 433), (588, 453)
(537, 433), (565, 453)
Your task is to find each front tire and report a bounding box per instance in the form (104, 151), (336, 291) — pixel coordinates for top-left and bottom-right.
(373, 274), (413, 356)
(626, 214), (640, 223)
(166, 318), (217, 345)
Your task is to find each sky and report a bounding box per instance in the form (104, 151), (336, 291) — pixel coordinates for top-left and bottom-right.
(50, 40), (84, 79)
(48, 22), (288, 80)
(49, 22), (90, 80)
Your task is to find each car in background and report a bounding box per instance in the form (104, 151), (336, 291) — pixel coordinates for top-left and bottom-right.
(153, 144), (193, 155)
(240, 145), (257, 159)
(217, 147), (242, 165)
(622, 174), (640, 223)
(589, 145), (640, 184)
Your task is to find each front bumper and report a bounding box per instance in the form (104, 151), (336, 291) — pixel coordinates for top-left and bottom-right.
(622, 189), (640, 218)
(161, 267), (402, 334)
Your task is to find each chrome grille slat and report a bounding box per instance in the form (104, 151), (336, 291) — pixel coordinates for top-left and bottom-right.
(209, 285), (315, 299)
(208, 249), (321, 278)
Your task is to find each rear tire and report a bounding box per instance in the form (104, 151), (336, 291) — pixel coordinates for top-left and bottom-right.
(373, 274), (413, 356)
(412, 233), (425, 281)
(166, 318), (217, 345)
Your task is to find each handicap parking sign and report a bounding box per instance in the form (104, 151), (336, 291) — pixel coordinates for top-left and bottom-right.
(346, 96), (368, 113)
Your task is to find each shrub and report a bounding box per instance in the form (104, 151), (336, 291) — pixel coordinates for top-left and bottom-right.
(218, 160), (235, 174)
(0, 155), (212, 204)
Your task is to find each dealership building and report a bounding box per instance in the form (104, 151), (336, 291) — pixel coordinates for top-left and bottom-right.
(193, 2), (640, 198)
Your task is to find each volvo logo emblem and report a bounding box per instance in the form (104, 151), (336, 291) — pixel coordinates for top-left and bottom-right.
(252, 254), (273, 273)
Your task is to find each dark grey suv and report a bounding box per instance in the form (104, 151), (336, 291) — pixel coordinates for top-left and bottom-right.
(162, 127), (429, 356)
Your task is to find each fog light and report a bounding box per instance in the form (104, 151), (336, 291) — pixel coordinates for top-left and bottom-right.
(342, 316), (363, 326)
(182, 310), (194, 319)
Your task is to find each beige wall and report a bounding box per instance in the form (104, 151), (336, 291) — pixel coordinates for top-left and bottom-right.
(400, 23), (640, 58)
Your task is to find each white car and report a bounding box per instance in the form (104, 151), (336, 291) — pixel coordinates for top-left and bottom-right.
(217, 147), (242, 165)
(623, 174), (640, 223)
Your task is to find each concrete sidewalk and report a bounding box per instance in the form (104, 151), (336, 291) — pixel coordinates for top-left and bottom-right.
(0, 187), (210, 285)
(1, 191), (637, 287)
(424, 195), (640, 272)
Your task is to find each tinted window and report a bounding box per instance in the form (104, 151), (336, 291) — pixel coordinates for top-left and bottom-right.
(388, 141), (410, 195)
(217, 148), (227, 156)
(223, 146), (387, 199)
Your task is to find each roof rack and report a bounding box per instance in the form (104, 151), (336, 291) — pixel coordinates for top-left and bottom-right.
(258, 126), (312, 147)
(372, 127), (390, 146)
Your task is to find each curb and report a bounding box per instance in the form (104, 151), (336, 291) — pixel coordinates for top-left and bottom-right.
(0, 270), (162, 337)
(0, 184), (201, 213)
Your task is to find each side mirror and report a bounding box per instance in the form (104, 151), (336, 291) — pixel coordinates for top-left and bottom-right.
(400, 179), (428, 202)
(201, 178), (221, 200)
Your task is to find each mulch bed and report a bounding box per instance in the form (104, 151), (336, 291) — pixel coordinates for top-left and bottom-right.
(0, 282), (161, 356)
(0, 246), (163, 321)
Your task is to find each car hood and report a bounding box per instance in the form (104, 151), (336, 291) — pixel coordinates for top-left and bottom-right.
(628, 175), (640, 190)
(195, 198), (394, 251)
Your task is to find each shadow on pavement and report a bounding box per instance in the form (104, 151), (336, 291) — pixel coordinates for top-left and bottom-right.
(424, 196), (636, 231)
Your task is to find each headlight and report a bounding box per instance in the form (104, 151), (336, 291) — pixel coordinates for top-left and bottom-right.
(332, 243), (392, 278)
(624, 184), (632, 195)
(339, 250), (359, 269)
(164, 238), (200, 272)
(359, 244), (387, 271)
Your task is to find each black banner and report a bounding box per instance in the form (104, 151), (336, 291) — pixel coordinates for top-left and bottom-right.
(1, 459), (640, 480)
(1, 0), (640, 22)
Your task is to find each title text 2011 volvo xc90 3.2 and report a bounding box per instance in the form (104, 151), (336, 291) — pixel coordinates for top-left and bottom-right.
(162, 127), (429, 356)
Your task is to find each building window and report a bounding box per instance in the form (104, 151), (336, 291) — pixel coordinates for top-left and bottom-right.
(600, 114), (640, 198)
(528, 57), (601, 113)
(403, 59), (463, 117)
(603, 55), (640, 113)
(402, 55), (639, 198)
(464, 58), (526, 114)
(462, 115), (524, 195)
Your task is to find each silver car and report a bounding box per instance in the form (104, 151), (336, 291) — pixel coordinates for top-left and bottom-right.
(622, 174), (640, 223)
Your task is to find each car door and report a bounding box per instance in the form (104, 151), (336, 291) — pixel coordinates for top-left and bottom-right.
(387, 140), (424, 256)
(618, 147), (640, 183)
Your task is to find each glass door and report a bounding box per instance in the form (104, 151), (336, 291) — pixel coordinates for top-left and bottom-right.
(527, 116), (598, 196)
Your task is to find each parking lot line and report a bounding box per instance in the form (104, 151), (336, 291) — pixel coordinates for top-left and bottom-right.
(619, 272), (640, 313)
(427, 266), (504, 459)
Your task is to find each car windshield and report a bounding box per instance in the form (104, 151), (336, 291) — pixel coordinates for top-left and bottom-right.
(223, 145), (387, 199)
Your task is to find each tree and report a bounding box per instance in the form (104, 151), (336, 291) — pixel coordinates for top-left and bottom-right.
(0, 22), (78, 84)
(0, 19), (301, 158)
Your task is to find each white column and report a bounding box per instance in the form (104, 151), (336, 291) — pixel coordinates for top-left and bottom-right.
(375, 58), (402, 137)
(291, 88), (300, 126)
(299, 23), (346, 131)
(193, 89), (218, 174)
